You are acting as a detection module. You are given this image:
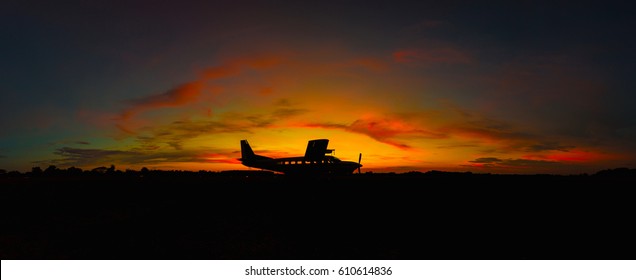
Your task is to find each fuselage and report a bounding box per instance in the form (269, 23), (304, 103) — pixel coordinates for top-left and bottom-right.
(241, 155), (361, 175)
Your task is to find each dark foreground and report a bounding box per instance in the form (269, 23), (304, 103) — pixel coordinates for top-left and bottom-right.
(1, 170), (634, 260)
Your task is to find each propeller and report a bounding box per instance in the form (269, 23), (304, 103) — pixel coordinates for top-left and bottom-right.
(358, 153), (362, 174)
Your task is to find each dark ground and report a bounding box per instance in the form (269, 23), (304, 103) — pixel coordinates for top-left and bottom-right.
(1, 169), (634, 260)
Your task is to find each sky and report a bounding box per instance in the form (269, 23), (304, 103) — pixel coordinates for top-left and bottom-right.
(1, 1), (635, 174)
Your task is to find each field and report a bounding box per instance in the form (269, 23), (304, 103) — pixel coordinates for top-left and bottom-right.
(1, 170), (634, 259)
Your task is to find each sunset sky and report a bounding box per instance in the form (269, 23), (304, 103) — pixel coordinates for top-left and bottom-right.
(1, 1), (635, 174)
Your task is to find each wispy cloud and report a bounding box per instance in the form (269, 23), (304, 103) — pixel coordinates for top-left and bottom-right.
(301, 115), (448, 149)
(524, 142), (575, 152)
(47, 140), (91, 146)
(49, 147), (139, 167)
(202, 55), (283, 79)
(466, 157), (560, 169)
(436, 143), (479, 149)
(114, 55), (287, 134)
(128, 101), (310, 152)
(37, 146), (239, 168)
(121, 81), (203, 120)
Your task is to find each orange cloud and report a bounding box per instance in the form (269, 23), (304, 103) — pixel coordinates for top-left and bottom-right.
(199, 153), (241, 164)
(299, 115), (447, 150)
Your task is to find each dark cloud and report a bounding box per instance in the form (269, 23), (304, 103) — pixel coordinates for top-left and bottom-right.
(470, 157), (503, 164)
(274, 98), (293, 107)
(525, 142), (574, 152)
(47, 140), (92, 146)
(134, 119), (252, 152)
(366, 165), (429, 173)
(436, 144), (479, 149)
(245, 115), (274, 127)
(444, 120), (531, 143)
(466, 157), (560, 169)
(271, 108), (309, 119)
(166, 141), (183, 150)
(438, 105), (588, 155)
(55, 147), (136, 159)
(51, 147), (139, 166)
(39, 146), (239, 168)
(129, 102), (310, 151)
(501, 158), (560, 167)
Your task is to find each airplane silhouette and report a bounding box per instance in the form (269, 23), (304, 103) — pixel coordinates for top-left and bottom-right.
(240, 139), (362, 175)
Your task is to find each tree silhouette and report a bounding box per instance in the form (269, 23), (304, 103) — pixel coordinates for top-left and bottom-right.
(31, 166), (43, 175)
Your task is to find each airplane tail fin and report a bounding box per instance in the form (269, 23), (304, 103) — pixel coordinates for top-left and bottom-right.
(240, 139), (272, 162)
(304, 139), (330, 161)
(241, 139), (255, 160)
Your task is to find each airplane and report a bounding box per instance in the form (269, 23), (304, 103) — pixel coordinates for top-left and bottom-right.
(239, 139), (362, 175)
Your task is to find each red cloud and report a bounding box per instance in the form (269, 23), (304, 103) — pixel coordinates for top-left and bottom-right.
(199, 153), (242, 164)
(121, 81), (203, 120)
(121, 55), (284, 120)
(300, 116), (447, 150)
(524, 149), (617, 163)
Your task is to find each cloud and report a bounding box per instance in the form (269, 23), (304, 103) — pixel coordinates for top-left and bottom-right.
(132, 119), (251, 152)
(393, 47), (471, 64)
(115, 55), (286, 133)
(347, 117), (447, 146)
(436, 143), (479, 149)
(202, 55), (282, 79)
(525, 142), (574, 152)
(121, 81), (204, 120)
(469, 157), (503, 164)
(198, 153), (241, 164)
(483, 55), (605, 123)
(47, 140), (91, 146)
(441, 113), (532, 144)
(271, 108), (309, 119)
(466, 157), (560, 169)
(40, 146), (239, 168)
(271, 99), (309, 119)
(55, 147), (135, 158)
(128, 101), (309, 152)
(49, 147), (139, 167)
(301, 115), (448, 149)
